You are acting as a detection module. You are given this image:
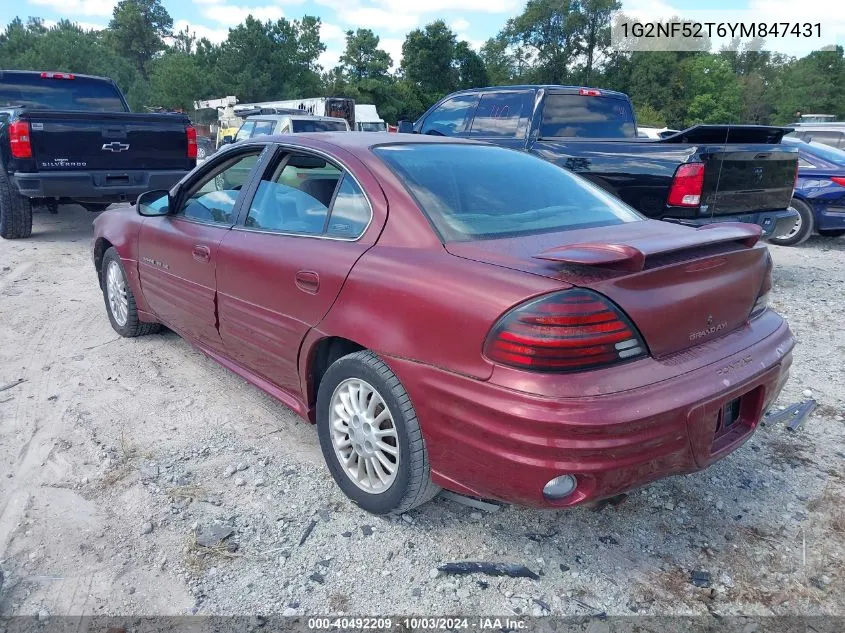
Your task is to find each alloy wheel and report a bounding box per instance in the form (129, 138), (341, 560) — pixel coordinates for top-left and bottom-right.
(106, 260), (129, 327)
(329, 378), (399, 494)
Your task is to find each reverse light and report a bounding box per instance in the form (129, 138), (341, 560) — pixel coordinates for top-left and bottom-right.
(831, 176), (845, 187)
(579, 88), (602, 97)
(667, 162), (705, 207)
(543, 475), (577, 500)
(186, 125), (198, 159)
(9, 121), (33, 159)
(483, 289), (648, 373)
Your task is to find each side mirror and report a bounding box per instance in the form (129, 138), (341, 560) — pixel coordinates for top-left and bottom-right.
(397, 120), (415, 134)
(222, 135), (234, 144)
(136, 190), (171, 217)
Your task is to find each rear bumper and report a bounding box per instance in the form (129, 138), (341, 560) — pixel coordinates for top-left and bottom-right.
(12, 170), (188, 203)
(664, 208), (798, 239)
(383, 315), (795, 507)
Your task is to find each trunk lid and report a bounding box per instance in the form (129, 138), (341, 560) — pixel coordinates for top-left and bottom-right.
(661, 125), (798, 216)
(446, 220), (769, 359)
(22, 110), (192, 171)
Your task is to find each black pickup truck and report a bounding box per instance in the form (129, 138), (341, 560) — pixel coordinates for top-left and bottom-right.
(1, 70), (196, 239)
(398, 85), (799, 238)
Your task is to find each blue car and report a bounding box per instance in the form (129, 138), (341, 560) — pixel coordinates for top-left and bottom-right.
(771, 138), (845, 245)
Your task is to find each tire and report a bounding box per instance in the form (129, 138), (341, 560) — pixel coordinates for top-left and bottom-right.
(768, 199), (814, 246)
(0, 169), (33, 239)
(316, 350), (440, 515)
(100, 247), (161, 337)
(82, 203), (111, 213)
(819, 229), (845, 238)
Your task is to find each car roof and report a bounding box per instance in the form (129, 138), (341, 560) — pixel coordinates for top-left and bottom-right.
(263, 131), (477, 150)
(443, 84), (630, 100)
(246, 114), (347, 123)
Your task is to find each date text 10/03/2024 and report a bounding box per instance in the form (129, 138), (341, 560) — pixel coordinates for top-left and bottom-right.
(307, 617), (528, 630)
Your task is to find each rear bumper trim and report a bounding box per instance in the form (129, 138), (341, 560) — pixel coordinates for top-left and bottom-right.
(664, 208), (798, 238)
(13, 170), (188, 202)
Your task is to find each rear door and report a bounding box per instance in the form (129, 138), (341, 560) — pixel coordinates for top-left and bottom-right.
(138, 146), (266, 348)
(468, 90), (533, 149)
(216, 146), (384, 395)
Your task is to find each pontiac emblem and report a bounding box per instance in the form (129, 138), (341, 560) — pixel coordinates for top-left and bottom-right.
(102, 141), (130, 152)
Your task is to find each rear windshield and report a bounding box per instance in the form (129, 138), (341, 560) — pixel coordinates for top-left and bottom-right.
(540, 94), (635, 138)
(375, 144), (642, 241)
(359, 122), (387, 132)
(0, 74), (127, 111)
(292, 119), (347, 133)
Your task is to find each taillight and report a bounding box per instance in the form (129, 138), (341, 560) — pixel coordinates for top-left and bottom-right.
(667, 162), (705, 207)
(9, 121), (33, 159)
(186, 125), (197, 159)
(40, 72), (75, 79)
(831, 176), (845, 187)
(579, 88), (602, 96)
(750, 251), (773, 319)
(484, 289), (648, 372)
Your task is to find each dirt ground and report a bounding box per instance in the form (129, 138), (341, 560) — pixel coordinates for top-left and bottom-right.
(1, 205), (844, 617)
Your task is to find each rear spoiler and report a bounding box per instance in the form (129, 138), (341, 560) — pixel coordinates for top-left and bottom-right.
(534, 222), (762, 272)
(658, 124), (794, 145)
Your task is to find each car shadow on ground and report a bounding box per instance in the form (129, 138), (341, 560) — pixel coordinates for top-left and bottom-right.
(26, 203), (128, 243)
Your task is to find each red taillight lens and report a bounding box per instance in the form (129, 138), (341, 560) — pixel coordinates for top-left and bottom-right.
(667, 162), (705, 207)
(579, 88), (602, 96)
(186, 125), (197, 159)
(831, 176), (845, 187)
(484, 289), (648, 372)
(9, 121), (32, 159)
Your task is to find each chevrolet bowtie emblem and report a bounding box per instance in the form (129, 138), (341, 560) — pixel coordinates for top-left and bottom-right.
(102, 141), (130, 152)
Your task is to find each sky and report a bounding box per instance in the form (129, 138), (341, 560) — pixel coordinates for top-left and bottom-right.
(2, 0), (844, 72)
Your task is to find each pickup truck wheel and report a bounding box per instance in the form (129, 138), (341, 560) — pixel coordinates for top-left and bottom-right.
(101, 247), (161, 337)
(316, 351), (440, 515)
(819, 229), (845, 238)
(0, 170), (33, 239)
(768, 199), (813, 246)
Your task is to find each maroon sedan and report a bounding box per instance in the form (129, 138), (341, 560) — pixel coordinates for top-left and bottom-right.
(92, 133), (795, 515)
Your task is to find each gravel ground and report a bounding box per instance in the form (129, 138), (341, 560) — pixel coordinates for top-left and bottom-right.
(0, 205), (843, 617)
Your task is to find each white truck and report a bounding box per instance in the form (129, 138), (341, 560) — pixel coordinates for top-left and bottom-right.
(354, 104), (387, 132)
(233, 97), (356, 130)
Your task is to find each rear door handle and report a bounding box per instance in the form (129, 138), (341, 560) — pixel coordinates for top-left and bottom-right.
(192, 245), (211, 263)
(295, 270), (320, 294)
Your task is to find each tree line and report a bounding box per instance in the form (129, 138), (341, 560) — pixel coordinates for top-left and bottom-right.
(1, 0), (844, 128)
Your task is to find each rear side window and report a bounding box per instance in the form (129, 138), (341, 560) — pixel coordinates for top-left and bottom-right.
(540, 94), (636, 138)
(326, 175), (370, 238)
(0, 74), (126, 111)
(375, 144), (641, 241)
(470, 92), (530, 138)
(291, 120), (347, 132)
(420, 95), (477, 136)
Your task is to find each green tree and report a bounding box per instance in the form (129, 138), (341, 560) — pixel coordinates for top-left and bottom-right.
(454, 41), (488, 89)
(681, 54), (743, 125)
(401, 21), (458, 96)
(149, 51), (204, 109)
(106, 0), (173, 78)
(340, 29), (392, 80)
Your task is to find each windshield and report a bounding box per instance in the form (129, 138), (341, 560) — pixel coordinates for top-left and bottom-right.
(375, 143), (642, 241)
(359, 122), (387, 132)
(292, 119), (347, 133)
(0, 74), (127, 111)
(540, 94), (635, 138)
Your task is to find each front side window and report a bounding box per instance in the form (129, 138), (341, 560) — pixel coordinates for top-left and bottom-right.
(470, 92), (530, 138)
(420, 95), (478, 136)
(176, 151), (261, 224)
(236, 121), (256, 141)
(375, 143), (642, 241)
(246, 153), (371, 239)
(251, 120), (276, 137)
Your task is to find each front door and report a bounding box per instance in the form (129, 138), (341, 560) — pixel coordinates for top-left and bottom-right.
(216, 148), (382, 396)
(138, 148), (264, 348)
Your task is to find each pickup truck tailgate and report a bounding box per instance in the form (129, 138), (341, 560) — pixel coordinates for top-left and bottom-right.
(25, 110), (192, 171)
(702, 147), (797, 215)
